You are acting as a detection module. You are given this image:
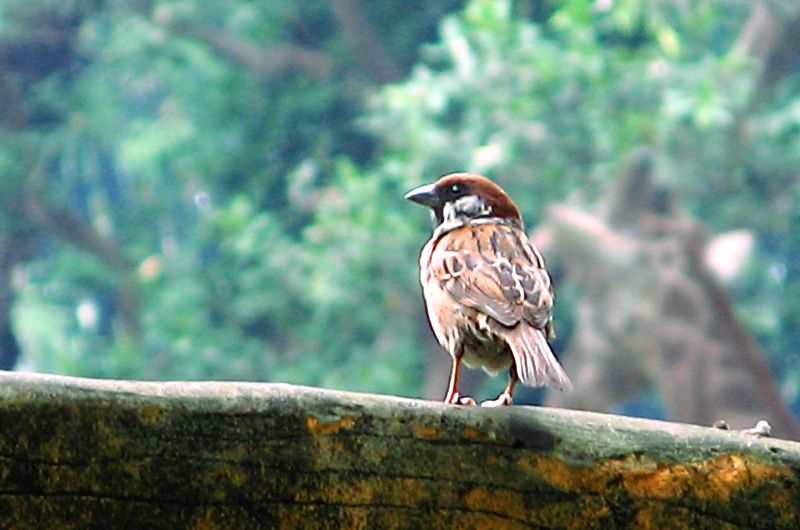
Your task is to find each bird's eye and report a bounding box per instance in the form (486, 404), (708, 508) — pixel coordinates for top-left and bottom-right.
(449, 184), (462, 195)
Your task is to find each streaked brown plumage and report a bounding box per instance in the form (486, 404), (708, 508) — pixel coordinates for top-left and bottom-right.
(406, 173), (571, 406)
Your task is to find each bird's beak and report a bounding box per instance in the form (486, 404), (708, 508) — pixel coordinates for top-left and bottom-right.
(404, 183), (439, 208)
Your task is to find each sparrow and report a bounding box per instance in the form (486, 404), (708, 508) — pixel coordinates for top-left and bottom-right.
(405, 173), (572, 406)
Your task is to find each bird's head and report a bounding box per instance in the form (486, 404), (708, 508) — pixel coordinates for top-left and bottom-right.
(405, 173), (522, 230)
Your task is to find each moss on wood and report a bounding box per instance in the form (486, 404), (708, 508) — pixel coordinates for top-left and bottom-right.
(0, 372), (798, 529)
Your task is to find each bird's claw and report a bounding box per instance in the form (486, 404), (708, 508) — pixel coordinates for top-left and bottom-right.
(481, 392), (513, 407)
(713, 419), (772, 437)
(447, 393), (477, 406)
(742, 420), (772, 437)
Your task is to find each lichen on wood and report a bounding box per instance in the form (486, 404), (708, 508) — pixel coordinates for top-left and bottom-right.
(0, 371), (798, 529)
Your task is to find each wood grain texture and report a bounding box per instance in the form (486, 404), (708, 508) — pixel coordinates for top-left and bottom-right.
(0, 371), (798, 529)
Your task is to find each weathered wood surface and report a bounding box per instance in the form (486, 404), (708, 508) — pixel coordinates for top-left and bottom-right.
(0, 371), (799, 529)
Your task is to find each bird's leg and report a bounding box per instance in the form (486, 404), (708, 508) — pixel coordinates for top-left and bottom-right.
(444, 353), (476, 405)
(482, 367), (517, 407)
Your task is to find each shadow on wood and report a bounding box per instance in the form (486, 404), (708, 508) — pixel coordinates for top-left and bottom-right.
(1, 371), (799, 529)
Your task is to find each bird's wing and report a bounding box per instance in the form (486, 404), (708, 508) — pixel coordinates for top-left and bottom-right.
(428, 223), (554, 330)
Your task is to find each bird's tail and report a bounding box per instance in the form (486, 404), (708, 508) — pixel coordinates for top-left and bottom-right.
(507, 327), (572, 391)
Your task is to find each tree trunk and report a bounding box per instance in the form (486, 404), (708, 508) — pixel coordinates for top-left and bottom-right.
(1, 371), (798, 529)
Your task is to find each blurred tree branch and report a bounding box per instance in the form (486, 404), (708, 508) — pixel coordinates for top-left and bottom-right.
(0, 232), (33, 369)
(157, 0), (403, 84)
(735, 1), (800, 102)
(24, 162), (142, 342)
(329, 0), (402, 83)
(540, 148), (800, 440)
(156, 12), (332, 81)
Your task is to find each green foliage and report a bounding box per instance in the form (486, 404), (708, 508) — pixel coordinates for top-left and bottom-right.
(5, 0), (800, 415)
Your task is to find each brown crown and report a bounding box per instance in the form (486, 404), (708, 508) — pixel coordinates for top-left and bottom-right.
(434, 173), (522, 221)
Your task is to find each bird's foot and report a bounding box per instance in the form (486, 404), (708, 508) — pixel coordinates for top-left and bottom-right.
(481, 392), (513, 407)
(713, 419), (772, 437)
(446, 393), (477, 406)
(742, 420), (772, 437)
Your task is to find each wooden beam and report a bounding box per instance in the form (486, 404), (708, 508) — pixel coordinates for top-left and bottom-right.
(1, 371), (798, 528)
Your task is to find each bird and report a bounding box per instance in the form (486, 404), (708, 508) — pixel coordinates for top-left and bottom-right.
(405, 172), (572, 406)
